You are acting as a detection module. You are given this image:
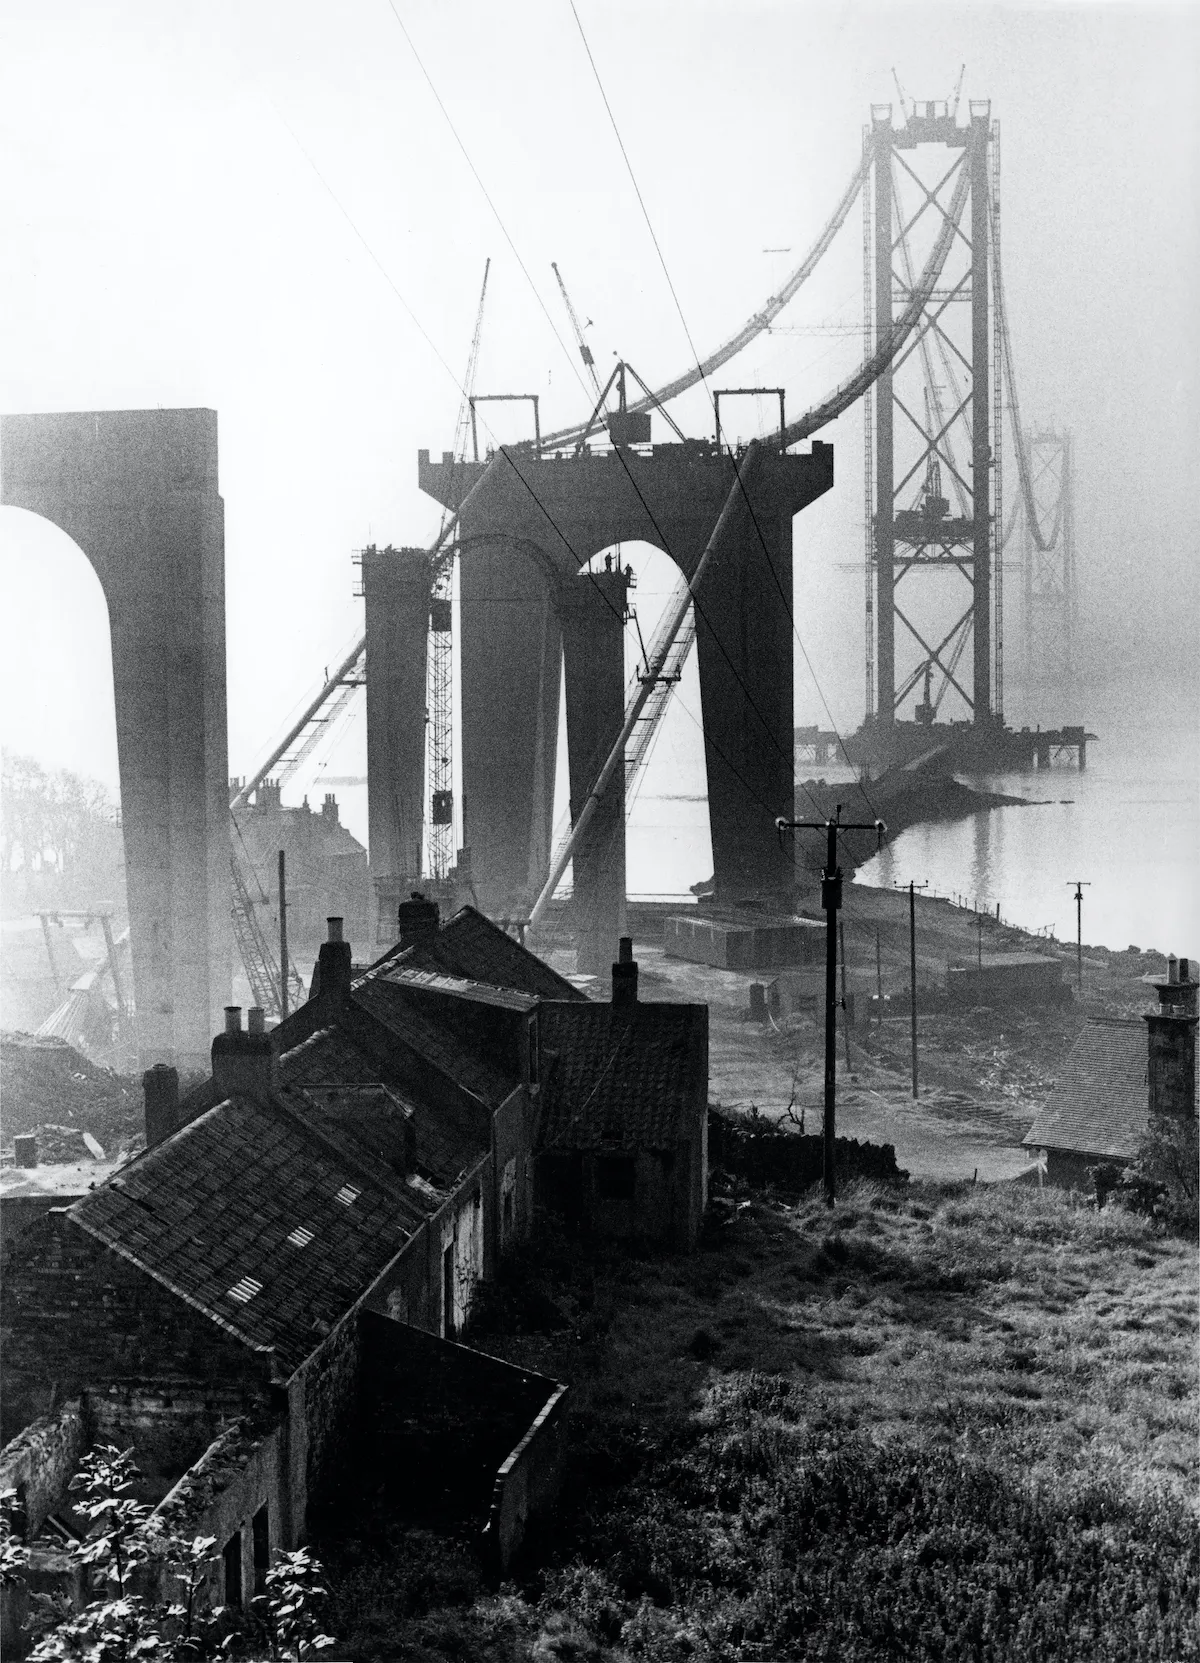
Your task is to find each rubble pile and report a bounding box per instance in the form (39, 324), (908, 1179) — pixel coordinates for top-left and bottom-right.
(0, 1031), (142, 1155)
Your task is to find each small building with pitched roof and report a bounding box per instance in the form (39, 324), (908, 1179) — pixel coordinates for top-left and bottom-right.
(1023, 952), (1199, 1187)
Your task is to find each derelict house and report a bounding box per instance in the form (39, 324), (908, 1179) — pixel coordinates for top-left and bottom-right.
(0, 905), (707, 1646)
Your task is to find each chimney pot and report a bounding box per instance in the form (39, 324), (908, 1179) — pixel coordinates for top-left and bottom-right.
(397, 894), (440, 950)
(1168, 954), (1179, 985)
(1181, 957), (1191, 983)
(247, 1007), (266, 1035)
(224, 1006), (243, 1035)
(327, 917), (344, 943)
(143, 1063), (180, 1148)
(612, 941), (639, 1008)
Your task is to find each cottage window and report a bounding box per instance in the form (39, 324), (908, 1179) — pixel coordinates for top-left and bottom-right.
(596, 1154), (636, 1200)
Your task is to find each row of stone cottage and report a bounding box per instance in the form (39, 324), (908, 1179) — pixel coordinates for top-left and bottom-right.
(0, 901), (708, 1646)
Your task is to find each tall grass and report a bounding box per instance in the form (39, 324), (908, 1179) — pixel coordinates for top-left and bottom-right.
(325, 1181), (1198, 1660)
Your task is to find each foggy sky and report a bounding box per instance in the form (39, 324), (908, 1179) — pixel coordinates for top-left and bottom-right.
(1, 1), (1196, 843)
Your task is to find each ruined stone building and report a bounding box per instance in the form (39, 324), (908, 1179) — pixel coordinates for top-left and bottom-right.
(233, 783), (371, 965)
(1, 903), (707, 1644)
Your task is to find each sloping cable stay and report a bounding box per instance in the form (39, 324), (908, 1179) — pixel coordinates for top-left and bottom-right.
(540, 148), (874, 451)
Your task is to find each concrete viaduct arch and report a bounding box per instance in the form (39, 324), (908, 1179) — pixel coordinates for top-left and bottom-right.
(1, 409), (230, 1071)
(366, 438), (833, 970)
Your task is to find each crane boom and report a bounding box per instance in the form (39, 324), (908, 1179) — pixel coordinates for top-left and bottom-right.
(552, 261), (605, 407)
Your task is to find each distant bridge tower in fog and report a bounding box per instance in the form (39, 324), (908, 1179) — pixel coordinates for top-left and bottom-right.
(1019, 427), (1077, 689)
(864, 97), (1003, 731)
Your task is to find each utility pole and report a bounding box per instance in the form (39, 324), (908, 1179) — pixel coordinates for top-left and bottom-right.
(839, 919), (852, 1070)
(1068, 880), (1090, 996)
(776, 807), (886, 1205)
(875, 926), (883, 1023)
(909, 880), (928, 1099)
(278, 851), (290, 1021)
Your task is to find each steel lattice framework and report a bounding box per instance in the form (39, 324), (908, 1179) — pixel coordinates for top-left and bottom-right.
(1020, 428), (1076, 687)
(866, 98), (1003, 729)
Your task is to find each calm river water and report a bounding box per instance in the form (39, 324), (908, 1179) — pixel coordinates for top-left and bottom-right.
(625, 673), (1198, 957)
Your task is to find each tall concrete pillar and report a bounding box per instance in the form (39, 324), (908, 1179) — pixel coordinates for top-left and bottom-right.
(459, 542), (561, 917)
(693, 477), (797, 903)
(1, 409), (229, 1072)
(362, 545), (431, 942)
(561, 567), (628, 975)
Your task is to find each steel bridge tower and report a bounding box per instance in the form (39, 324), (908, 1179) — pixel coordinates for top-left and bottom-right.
(1020, 428), (1076, 689)
(866, 98), (1003, 732)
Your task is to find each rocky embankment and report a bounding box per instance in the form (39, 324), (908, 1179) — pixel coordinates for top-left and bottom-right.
(795, 765), (1033, 873)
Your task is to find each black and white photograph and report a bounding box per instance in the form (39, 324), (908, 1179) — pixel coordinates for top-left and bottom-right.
(1, 2), (1196, 1656)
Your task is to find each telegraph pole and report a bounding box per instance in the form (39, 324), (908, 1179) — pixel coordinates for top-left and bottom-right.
(278, 851), (290, 1021)
(1067, 880), (1090, 996)
(909, 880), (928, 1098)
(777, 807), (886, 1205)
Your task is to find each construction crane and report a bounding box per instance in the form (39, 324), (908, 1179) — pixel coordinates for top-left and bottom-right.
(229, 848), (304, 1016)
(552, 261), (606, 409)
(428, 257), (490, 880)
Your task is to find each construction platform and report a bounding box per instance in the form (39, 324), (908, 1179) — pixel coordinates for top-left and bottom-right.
(797, 717), (1097, 774)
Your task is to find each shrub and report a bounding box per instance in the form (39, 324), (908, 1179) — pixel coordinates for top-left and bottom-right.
(1126, 1115), (1200, 1233)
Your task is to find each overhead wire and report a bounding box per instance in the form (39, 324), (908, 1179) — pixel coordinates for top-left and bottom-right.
(378, 11), (834, 830)
(563, 7), (881, 824)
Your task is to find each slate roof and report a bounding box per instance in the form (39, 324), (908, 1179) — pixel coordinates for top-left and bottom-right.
(373, 906), (587, 1002)
(536, 1002), (707, 1152)
(69, 1094), (439, 1376)
(349, 978), (517, 1109)
(374, 966), (538, 1012)
(1022, 1018), (1148, 1159)
(278, 1023), (487, 1189)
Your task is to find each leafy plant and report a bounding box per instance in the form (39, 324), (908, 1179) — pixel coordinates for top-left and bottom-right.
(1, 1487), (31, 1589)
(246, 1549), (336, 1662)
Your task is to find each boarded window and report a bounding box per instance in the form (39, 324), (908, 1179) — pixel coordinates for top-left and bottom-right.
(596, 1154), (636, 1201)
(223, 1530), (243, 1607)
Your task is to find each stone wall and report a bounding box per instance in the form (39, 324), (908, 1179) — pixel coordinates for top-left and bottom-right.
(0, 1211), (273, 1444)
(482, 1381), (568, 1573)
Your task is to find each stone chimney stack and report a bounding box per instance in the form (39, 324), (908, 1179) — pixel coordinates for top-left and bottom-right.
(397, 892), (440, 952)
(1145, 953), (1198, 1121)
(143, 1063), (180, 1148)
(612, 936), (639, 1008)
(211, 1005), (278, 1103)
(309, 915), (353, 1012)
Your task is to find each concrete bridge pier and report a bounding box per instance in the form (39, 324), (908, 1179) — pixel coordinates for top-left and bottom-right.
(561, 567), (629, 976)
(363, 545), (432, 942)
(694, 487), (799, 905)
(1, 409), (229, 1071)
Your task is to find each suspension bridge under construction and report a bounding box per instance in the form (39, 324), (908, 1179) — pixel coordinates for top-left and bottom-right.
(0, 94), (1090, 1068)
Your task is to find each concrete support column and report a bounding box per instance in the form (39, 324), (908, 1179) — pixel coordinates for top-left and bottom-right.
(363, 545), (431, 941)
(694, 478), (795, 903)
(561, 568), (628, 975)
(459, 544), (561, 917)
(1, 409), (230, 1072)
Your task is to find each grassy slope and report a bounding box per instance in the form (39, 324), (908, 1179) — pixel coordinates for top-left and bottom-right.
(322, 1181), (1198, 1661)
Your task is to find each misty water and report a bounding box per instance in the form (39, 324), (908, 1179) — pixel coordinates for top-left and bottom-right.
(624, 672), (1198, 956)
